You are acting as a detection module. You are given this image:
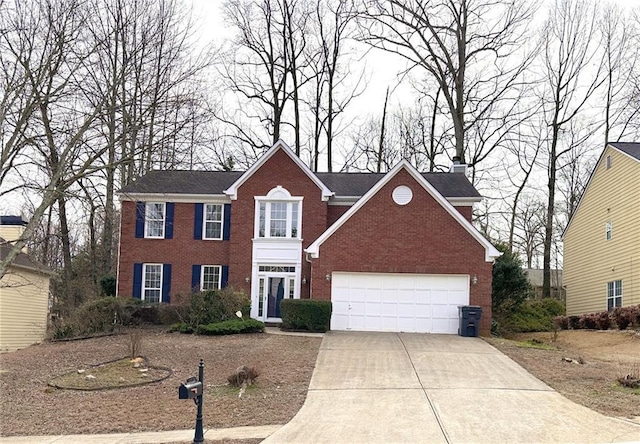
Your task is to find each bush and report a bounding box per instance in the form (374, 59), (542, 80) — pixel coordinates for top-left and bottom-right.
(595, 311), (612, 330)
(491, 243), (532, 324)
(195, 319), (265, 335)
(182, 288), (251, 329)
(99, 275), (117, 296)
(554, 316), (569, 330)
(567, 315), (581, 330)
(497, 298), (566, 334)
(611, 306), (635, 330)
(579, 313), (597, 329)
(280, 299), (332, 332)
(168, 322), (195, 334)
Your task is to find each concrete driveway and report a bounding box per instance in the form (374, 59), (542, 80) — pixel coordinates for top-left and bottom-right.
(263, 331), (640, 444)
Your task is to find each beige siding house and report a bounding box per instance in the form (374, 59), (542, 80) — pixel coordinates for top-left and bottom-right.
(0, 217), (55, 353)
(563, 142), (640, 315)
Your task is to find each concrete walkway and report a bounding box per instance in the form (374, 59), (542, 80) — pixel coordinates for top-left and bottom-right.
(0, 425), (281, 443)
(262, 331), (640, 444)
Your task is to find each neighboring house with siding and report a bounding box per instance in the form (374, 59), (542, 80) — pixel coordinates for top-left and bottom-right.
(0, 217), (55, 353)
(117, 140), (500, 335)
(524, 268), (565, 302)
(563, 142), (640, 315)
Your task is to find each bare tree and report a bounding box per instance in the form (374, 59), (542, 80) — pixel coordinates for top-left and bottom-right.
(539, 0), (605, 298)
(599, 4), (639, 144)
(360, 0), (536, 165)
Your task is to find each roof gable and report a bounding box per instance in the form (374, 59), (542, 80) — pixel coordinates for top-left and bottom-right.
(306, 160), (501, 262)
(224, 140), (333, 201)
(563, 142), (640, 238)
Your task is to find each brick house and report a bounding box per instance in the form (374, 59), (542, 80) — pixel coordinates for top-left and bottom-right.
(117, 141), (500, 335)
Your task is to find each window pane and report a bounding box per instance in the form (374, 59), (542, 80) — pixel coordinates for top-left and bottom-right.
(259, 202), (266, 237)
(258, 278), (265, 317)
(205, 221), (222, 239)
(143, 265), (162, 303)
(145, 203), (165, 237)
(202, 266), (220, 290)
(289, 278), (295, 299)
(291, 203), (298, 237)
(270, 202), (287, 237)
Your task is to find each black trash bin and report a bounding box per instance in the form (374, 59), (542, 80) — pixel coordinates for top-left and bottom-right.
(458, 305), (482, 337)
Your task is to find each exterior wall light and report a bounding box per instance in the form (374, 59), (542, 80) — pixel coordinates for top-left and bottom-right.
(325, 274), (331, 281)
(472, 275), (478, 285)
(245, 277), (250, 283)
(302, 277), (307, 284)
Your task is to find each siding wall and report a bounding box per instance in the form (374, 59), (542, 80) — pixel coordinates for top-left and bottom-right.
(0, 267), (50, 352)
(564, 146), (640, 315)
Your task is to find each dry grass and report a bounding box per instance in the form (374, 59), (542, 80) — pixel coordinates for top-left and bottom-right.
(487, 329), (640, 419)
(0, 327), (321, 437)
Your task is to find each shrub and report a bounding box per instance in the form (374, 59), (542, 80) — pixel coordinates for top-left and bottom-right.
(491, 243), (532, 323)
(611, 306), (635, 330)
(567, 315), (581, 330)
(99, 275), (117, 296)
(497, 298), (566, 334)
(227, 365), (259, 387)
(280, 299), (332, 332)
(554, 316), (569, 330)
(168, 322), (195, 334)
(182, 288), (251, 329)
(579, 313), (597, 330)
(195, 319), (265, 335)
(595, 311), (612, 330)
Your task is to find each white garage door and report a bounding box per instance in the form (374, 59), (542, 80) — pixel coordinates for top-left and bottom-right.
(331, 273), (470, 334)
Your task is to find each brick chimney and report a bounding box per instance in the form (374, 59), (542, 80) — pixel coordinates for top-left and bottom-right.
(449, 156), (468, 174)
(0, 216), (28, 253)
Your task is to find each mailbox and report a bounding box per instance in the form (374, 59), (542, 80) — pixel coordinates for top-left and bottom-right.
(179, 377), (203, 399)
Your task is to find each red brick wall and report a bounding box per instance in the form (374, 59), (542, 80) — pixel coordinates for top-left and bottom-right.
(228, 149), (328, 298)
(327, 205), (349, 226)
(309, 169), (494, 335)
(455, 205), (473, 222)
(117, 201), (231, 302)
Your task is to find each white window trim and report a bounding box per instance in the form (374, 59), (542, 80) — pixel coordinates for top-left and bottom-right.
(142, 263), (163, 303)
(201, 265), (222, 291)
(605, 221), (612, 240)
(254, 187), (303, 239)
(203, 204), (224, 240)
(144, 202), (166, 239)
(607, 280), (622, 310)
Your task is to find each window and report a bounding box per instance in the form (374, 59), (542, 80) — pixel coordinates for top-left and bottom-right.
(143, 264), (162, 303)
(203, 204), (223, 240)
(145, 203), (165, 238)
(606, 155), (612, 169)
(257, 201), (300, 238)
(605, 222), (613, 240)
(201, 265), (222, 290)
(607, 280), (622, 311)
(258, 266), (296, 273)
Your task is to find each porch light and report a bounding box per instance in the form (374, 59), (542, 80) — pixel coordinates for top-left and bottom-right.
(245, 277), (250, 283)
(472, 274), (478, 285)
(325, 274), (331, 281)
(302, 277), (307, 284)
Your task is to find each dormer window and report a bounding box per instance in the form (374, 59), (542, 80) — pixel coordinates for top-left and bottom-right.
(255, 187), (302, 239)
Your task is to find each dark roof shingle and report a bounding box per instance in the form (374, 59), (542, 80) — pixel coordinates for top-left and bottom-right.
(609, 142), (640, 160)
(119, 169), (480, 199)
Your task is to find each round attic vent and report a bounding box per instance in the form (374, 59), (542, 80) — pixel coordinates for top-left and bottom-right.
(392, 185), (413, 205)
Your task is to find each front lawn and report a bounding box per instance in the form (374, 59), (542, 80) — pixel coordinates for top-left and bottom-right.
(0, 327), (321, 436)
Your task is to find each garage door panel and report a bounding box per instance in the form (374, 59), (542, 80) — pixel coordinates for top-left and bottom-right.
(331, 273), (469, 334)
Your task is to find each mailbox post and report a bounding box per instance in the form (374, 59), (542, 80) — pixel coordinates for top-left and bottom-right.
(178, 359), (205, 444)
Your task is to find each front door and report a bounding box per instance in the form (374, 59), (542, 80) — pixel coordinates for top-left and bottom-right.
(256, 272), (296, 321)
(268, 277), (285, 318)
